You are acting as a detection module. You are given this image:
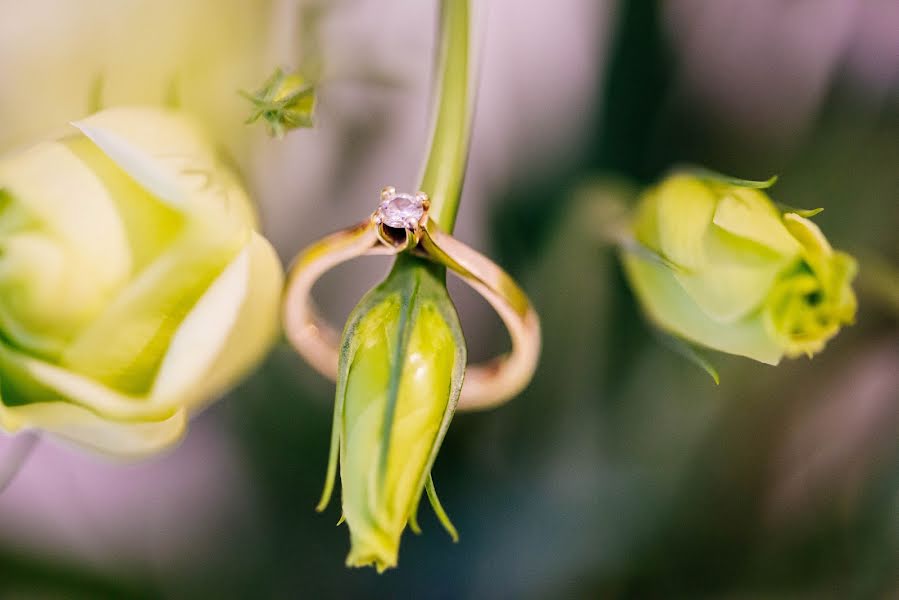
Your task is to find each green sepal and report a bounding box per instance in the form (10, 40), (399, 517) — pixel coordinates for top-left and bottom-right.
(376, 264), (419, 484)
(314, 279), (379, 513)
(387, 256), (466, 534)
(677, 166), (778, 190)
(619, 237), (689, 274)
(426, 474), (459, 542)
(653, 329), (720, 385)
(368, 255), (466, 525)
(408, 500), (422, 535)
(775, 203), (824, 218)
(315, 404), (341, 511)
(241, 68), (316, 139)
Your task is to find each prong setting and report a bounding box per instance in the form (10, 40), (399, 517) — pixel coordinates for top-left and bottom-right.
(373, 187), (430, 250)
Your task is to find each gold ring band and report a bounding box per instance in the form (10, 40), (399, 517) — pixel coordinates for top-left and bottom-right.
(282, 188), (540, 410)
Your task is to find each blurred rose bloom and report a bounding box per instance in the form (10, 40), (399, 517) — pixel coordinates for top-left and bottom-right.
(0, 0), (282, 571)
(0, 107), (282, 456)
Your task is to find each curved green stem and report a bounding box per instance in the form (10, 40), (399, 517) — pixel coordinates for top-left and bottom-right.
(418, 0), (472, 234)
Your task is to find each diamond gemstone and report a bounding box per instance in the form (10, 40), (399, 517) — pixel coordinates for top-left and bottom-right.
(377, 192), (425, 228)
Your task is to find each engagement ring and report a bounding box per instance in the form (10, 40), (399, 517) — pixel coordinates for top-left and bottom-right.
(283, 187), (541, 410)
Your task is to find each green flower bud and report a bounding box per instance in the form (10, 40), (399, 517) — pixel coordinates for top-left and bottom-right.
(621, 171), (857, 364)
(242, 68), (316, 138)
(0, 107), (283, 456)
(317, 257), (465, 572)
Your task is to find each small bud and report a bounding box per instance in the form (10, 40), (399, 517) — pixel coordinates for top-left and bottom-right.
(317, 257), (465, 572)
(242, 68), (315, 138)
(621, 170), (857, 365)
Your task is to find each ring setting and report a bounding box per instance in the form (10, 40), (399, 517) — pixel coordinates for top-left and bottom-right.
(283, 186), (541, 410)
(373, 187), (430, 249)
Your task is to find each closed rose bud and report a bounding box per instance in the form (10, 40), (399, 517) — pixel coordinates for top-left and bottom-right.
(317, 257), (465, 572)
(621, 172), (857, 364)
(0, 107), (283, 456)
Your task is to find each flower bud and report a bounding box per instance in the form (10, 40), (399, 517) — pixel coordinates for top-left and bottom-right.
(242, 68), (316, 138)
(317, 257), (465, 572)
(0, 107), (283, 456)
(621, 172), (857, 364)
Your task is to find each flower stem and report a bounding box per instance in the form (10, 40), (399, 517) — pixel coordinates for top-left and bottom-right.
(418, 0), (472, 234)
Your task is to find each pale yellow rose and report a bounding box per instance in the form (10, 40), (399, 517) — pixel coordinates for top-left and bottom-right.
(0, 107), (283, 457)
(622, 172), (857, 364)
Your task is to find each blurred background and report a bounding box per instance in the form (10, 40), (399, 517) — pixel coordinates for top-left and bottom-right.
(0, 0), (897, 597)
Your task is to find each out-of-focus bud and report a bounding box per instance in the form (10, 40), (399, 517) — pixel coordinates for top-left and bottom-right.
(317, 257), (465, 572)
(621, 171), (857, 364)
(242, 68), (316, 138)
(0, 107), (283, 457)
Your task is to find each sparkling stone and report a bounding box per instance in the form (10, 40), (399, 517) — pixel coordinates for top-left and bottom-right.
(377, 192), (425, 228)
